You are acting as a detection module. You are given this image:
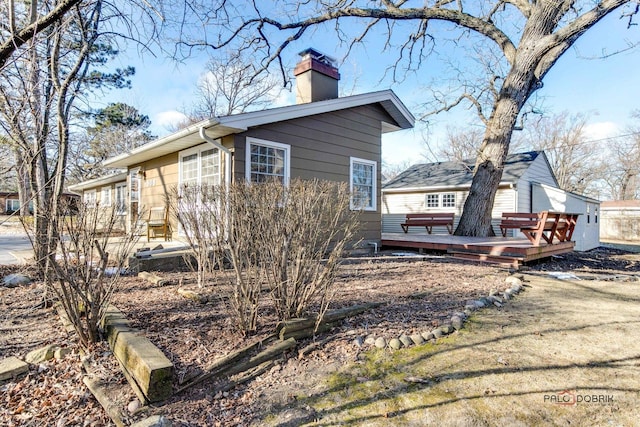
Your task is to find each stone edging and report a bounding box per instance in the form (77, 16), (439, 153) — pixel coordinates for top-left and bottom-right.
(355, 274), (526, 350)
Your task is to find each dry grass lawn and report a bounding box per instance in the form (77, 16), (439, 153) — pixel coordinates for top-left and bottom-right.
(261, 272), (640, 426)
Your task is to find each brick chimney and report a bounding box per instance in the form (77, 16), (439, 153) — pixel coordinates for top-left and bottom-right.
(293, 48), (340, 104)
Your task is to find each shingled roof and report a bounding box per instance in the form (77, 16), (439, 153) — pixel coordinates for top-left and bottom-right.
(383, 151), (546, 190)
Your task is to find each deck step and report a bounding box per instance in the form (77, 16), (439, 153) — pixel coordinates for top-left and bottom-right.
(449, 251), (523, 268)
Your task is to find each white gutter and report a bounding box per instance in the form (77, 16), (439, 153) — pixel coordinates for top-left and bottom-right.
(199, 127), (232, 185)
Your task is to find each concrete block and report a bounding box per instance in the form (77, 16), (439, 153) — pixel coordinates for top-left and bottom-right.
(0, 356), (29, 381)
(101, 305), (173, 403)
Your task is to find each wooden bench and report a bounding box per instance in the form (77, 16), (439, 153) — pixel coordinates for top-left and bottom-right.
(500, 211), (579, 246)
(400, 213), (455, 234)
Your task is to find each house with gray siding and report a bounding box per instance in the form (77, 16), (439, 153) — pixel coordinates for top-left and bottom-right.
(382, 151), (600, 251)
(71, 48), (415, 248)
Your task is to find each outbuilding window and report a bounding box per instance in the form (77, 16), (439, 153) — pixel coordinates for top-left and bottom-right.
(424, 192), (456, 209)
(426, 194), (439, 208)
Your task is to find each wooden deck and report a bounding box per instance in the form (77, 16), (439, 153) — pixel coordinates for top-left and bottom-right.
(381, 232), (575, 268)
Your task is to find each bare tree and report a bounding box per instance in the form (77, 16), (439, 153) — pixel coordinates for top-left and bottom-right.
(0, 0), (84, 69)
(381, 159), (412, 182)
(515, 112), (603, 194)
(436, 126), (486, 163)
(170, 0), (639, 236)
(601, 110), (640, 200)
(0, 139), (15, 191)
(165, 50), (284, 131)
(0, 0), (132, 285)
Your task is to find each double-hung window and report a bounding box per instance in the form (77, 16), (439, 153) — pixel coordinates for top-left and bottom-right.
(350, 157), (377, 211)
(101, 186), (112, 207)
(246, 138), (290, 184)
(179, 144), (222, 188)
(115, 183), (127, 215)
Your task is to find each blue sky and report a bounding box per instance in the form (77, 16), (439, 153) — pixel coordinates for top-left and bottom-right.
(102, 10), (640, 167)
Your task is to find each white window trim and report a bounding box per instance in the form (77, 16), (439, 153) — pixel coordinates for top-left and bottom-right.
(115, 183), (127, 215)
(84, 190), (97, 206)
(101, 186), (112, 207)
(245, 137), (291, 185)
(350, 157), (377, 211)
(425, 194), (439, 208)
(178, 142), (222, 187)
(424, 192), (456, 209)
(441, 192), (456, 208)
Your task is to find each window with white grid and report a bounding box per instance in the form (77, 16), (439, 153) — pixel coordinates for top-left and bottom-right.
(442, 193), (456, 208)
(246, 138), (290, 184)
(425, 194), (439, 208)
(179, 144), (221, 187)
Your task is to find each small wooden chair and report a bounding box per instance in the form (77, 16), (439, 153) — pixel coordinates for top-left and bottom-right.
(147, 206), (172, 242)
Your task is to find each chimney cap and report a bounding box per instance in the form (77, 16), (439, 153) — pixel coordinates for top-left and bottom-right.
(298, 48), (337, 67)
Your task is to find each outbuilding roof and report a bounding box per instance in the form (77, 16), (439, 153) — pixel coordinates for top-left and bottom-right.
(383, 151), (546, 191)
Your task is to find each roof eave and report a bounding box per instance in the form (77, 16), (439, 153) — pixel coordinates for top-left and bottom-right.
(67, 171), (129, 192)
(103, 90), (414, 168)
(103, 119), (242, 168)
(382, 181), (517, 193)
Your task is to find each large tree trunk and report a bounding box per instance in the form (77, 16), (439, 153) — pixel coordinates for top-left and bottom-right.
(454, 105), (516, 237)
(454, 1), (568, 237)
(455, 56), (539, 236)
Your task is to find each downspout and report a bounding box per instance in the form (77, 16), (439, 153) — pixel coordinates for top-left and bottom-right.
(199, 127), (232, 185)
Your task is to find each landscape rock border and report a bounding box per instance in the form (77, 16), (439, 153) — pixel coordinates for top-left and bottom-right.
(357, 274), (526, 351)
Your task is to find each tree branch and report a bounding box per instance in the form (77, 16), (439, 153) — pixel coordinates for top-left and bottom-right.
(534, 0), (631, 80)
(0, 0), (84, 69)
(201, 4), (517, 67)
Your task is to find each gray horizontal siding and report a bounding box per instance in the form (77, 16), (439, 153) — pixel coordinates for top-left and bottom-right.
(232, 103), (393, 244)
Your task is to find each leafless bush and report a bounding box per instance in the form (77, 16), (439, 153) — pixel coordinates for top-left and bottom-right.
(168, 179), (360, 336)
(50, 201), (138, 348)
(261, 179), (359, 321)
(168, 185), (226, 288)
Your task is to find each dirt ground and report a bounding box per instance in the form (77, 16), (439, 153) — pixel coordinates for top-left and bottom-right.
(1, 248), (639, 426)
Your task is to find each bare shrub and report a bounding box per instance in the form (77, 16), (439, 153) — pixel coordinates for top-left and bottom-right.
(261, 179), (359, 321)
(168, 179), (360, 335)
(168, 184), (225, 288)
(50, 201), (138, 348)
